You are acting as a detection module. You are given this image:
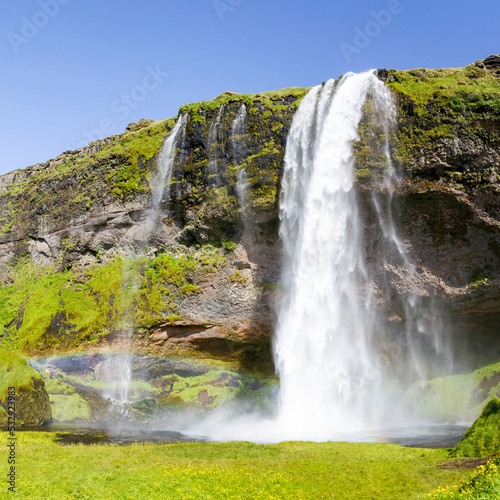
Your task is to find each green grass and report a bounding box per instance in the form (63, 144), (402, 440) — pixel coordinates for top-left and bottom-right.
(454, 398), (500, 458)
(425, 456), (500, 499)
(2, 432), (475, 499)
(388, 65), (500, 111)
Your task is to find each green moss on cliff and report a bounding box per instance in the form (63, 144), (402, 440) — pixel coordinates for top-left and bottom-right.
(0, 244), (229, 353)
(137, 249), (224, 328)
(0, 348), (37, 399)
(156, 368), (276, 414)
(50, 393), (92, 423)
(0, 347), (51, 425)
(403, 361), (500, 422)
(0, 257), (126, 352)
(386, 61), (500, 185)
(173, 86), (309, 230)
(388, 65), (500, 109)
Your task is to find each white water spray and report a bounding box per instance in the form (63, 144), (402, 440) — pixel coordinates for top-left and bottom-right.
(274, 73), (384, 438)
(151, 114), (189, 211)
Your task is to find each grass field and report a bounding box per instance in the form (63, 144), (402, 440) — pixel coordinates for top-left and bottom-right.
(0, 431), (487, 500)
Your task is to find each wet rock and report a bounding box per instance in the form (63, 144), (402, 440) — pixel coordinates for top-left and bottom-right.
(131, 398), (157, 414)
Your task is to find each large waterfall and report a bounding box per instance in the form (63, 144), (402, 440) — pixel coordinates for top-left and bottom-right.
(189, 72), (451, 442)
(274, 72), (384, 438)
(271, 70), (451, 440)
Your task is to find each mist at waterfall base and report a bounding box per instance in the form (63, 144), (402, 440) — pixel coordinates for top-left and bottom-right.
(176, 71), (463, 444)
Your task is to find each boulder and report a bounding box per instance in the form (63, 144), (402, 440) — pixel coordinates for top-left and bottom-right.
(0, 348), (51, 425)
(484, 54), (500, 70)
(126, 119), (153, 132)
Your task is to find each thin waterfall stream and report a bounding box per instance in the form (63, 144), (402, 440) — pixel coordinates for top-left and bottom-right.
(208, 106), (225, 186)
(232, 104), (249, 231)
(104, 115), (188, 416)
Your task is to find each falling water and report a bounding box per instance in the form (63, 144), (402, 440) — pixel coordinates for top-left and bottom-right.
(207, 106), (225, 186)
(273, 73), (383, 438)
(272, 71), (452, 440)
(232, 105), (250, 226)
(109, 115), (188, 412)
(231, 104), (247, 163)
(185, 72), (453, 443)
(367, 90), (451, 386)
(151, 114), (189, 211)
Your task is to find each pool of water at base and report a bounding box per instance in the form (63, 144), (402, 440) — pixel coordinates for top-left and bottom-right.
(2, 423), (469, 448)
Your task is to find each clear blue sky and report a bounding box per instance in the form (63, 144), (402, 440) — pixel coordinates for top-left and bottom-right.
(0, 0), (498, 176)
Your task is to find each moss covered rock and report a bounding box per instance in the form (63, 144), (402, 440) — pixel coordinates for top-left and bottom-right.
(454, 397), (500, 457)
(49, 393), (91, 423)
(0, 348), (51, 425)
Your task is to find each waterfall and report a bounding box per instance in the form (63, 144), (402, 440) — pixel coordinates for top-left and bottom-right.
(273, 70), (450, 439)
(151, 114), (189, 210)
(367, 90), (452, 386)
(187, 72), (452, 443)
(274, 73), (381, 437)
(232, 105), (249, 227)
(110, 115), (187, 411)
(207, 106), (225, 186)
(232, 104), (247, 163)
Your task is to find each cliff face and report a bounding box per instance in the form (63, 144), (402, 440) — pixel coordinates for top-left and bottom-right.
(0, 58), (499, 423)
(0, 88), (308, 371)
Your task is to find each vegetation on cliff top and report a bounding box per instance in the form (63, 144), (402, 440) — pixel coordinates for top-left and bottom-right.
(386, 60), (500, 187)
(388, 63), (500, 109)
